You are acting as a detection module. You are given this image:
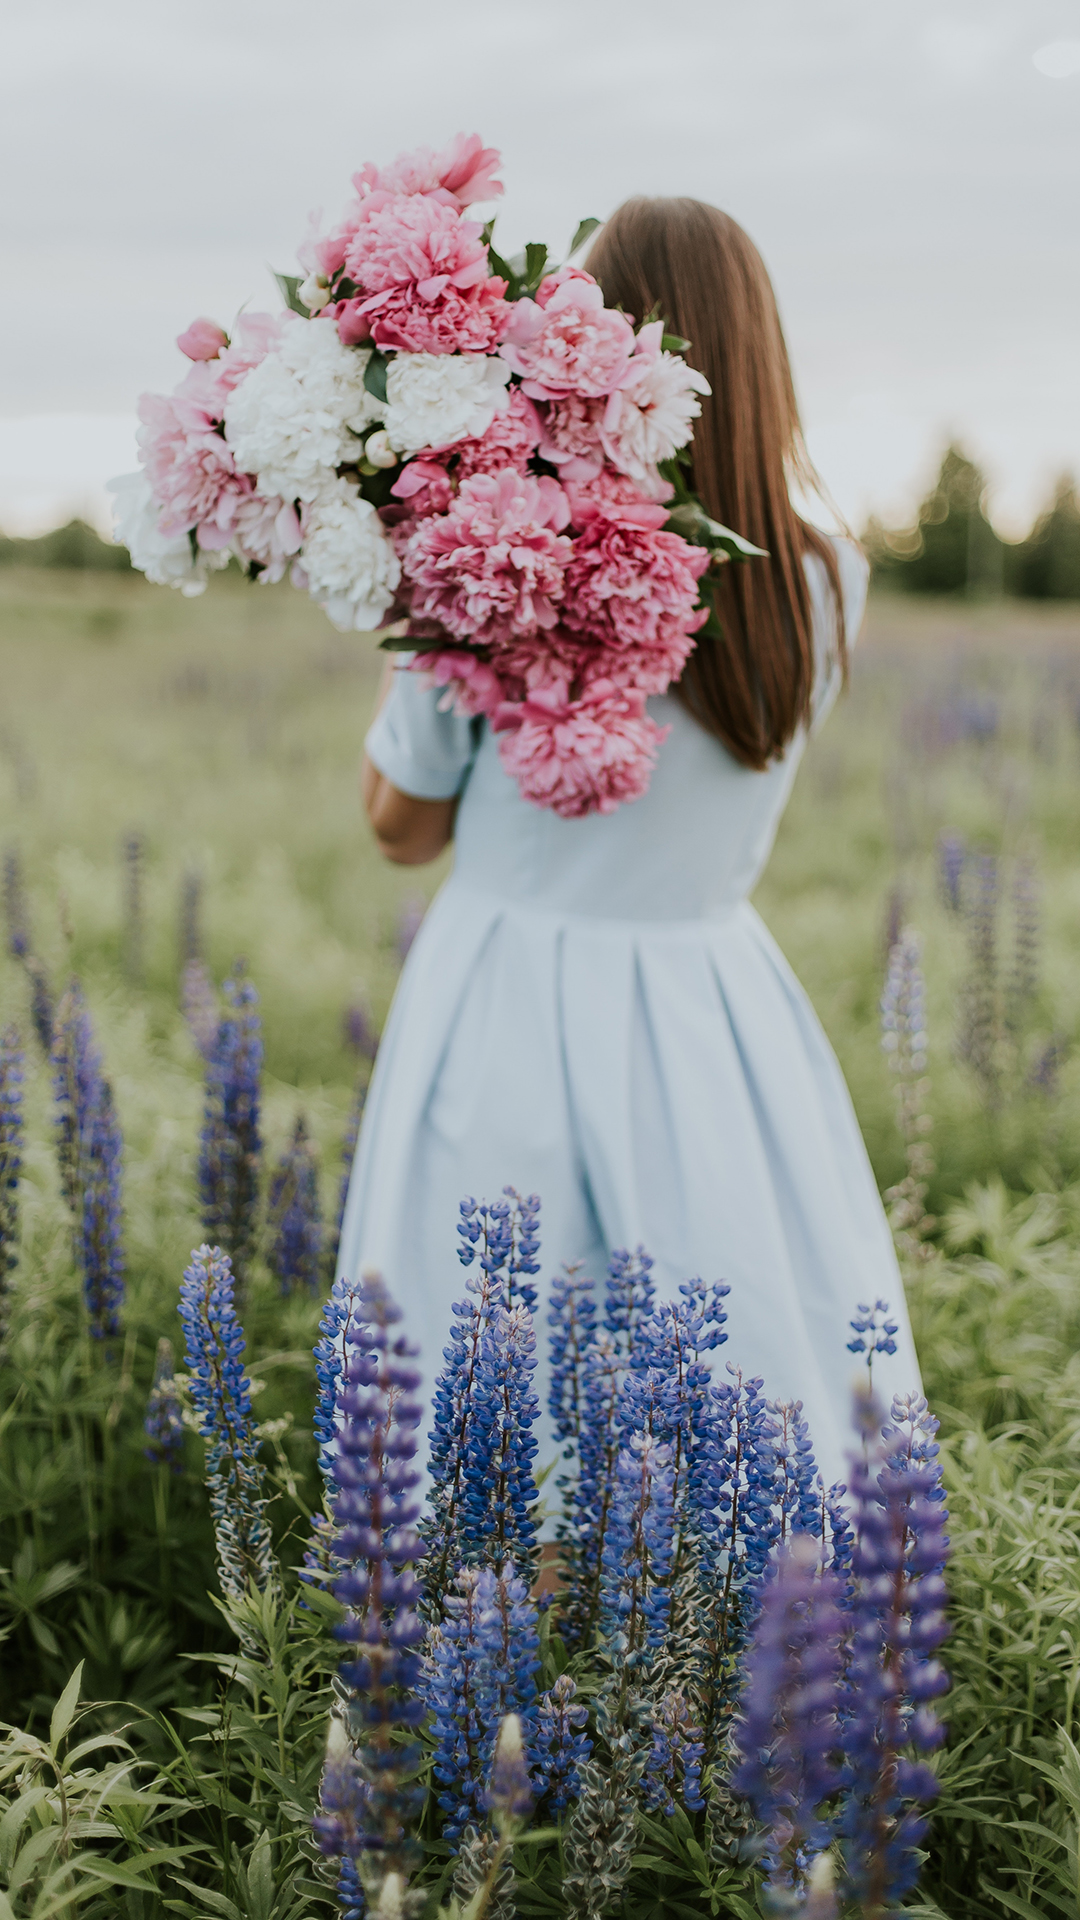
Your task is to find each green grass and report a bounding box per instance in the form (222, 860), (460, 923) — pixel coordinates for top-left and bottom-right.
(5, 567), (1080, 1916)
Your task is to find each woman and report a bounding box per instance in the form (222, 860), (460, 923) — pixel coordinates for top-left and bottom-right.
(338, 197), (920, 1486)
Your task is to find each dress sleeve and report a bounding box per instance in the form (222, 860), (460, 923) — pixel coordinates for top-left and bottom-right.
(364, 658), (480, 800)
(808, 537), (870, 731)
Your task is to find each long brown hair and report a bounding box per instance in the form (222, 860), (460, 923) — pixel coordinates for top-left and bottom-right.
(587, 198), (847, 769)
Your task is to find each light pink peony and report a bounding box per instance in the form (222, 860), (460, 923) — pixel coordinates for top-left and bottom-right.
(537, 394), (605, 480)
(231, 493), (302, 582)
(499, 278), (636, 400)
(496, 679), (665, 818)
(600, 321), (711, 486)
(360, 273), (509, 354)
(137, 389), (243, 539)
(404, 468), (572, 647)
(560, 511), (709, 688)
(563, 465), (669, 525)
(534, 264), (600, 309)
(177, 317), (228, 361)
(410, 647), (507, 719)
(453, 386), (542, 479)
(344, 193), (490, 295)
(354, 133), (504, 208)
(179, 312), (283, 411)
(390, 459), (454, 519)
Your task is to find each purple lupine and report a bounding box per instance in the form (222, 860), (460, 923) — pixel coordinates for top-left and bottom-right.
(548, 1261), (599, 1451)
(881, 884), (905, 965)
(144, 1336), (184, 1471)
(121, 829), (145, 985)
(558, 1329), (623, 1649)
(266, 1113), (323, 1295)
(644, 1689), (705, 1816)
(535, 1674), (591, 1812)
(936, 833), (965, 912)
(396, 893), (425, 964)
(1007, 854), (1039, 1034)
(838, 1387), (950, 1912)
(847, 1300), (900, 1380)
(457, 1189), (542, 1312)
(51, 983), (125, 1341)
(424, 1562), (541, 1847)
(732, 1533), (845, 1896)
(313, 1273), (426, 1900)
(181, 959), (219, 1061)
(770, 1400), (823, 1544)
(0, 1024), (24, 1334)
(957, 851), (1000, 1106)
(881, 931), (927, 1082)
(179, 1245), (273, 1602)
(178, 866), (203, 971)
(599, 1432), (675, 1672)
(198, 966), (262, 1291)
(343, 1000), (379, 1062)
(604, 1244), (656, 1358)
(2, 849), (29, 960)
(24, 956), (55, 1057)
(487, 1712), (534, 1826)
(1028, 1034), (1067, 1099)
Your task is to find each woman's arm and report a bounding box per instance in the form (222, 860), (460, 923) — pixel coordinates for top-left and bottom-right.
(361, 660), (457, 865)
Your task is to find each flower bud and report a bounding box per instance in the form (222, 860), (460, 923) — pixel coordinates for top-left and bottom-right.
(177, 317), (228, 361)
(299, 271), (331, 314)
(364, 430), (398, 469)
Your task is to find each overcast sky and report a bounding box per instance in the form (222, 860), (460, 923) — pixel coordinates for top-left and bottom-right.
(3, 0), (1079, 536)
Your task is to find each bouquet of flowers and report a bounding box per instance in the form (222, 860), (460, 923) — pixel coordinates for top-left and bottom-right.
(113, 133), (764, 818)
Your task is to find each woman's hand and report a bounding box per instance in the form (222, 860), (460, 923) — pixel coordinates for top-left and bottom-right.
(361, 757), (457, 865)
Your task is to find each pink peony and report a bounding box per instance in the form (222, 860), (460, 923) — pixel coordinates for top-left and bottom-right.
(179, 312), (283, 412)
(390, 459), (454, 519)
(354, 133), (504, 208)
(177, 317), (228, 361)
(360, 273), (510, 354)
(560, 511), (709, 689)
(404, 468), (572, 648)
(344, 193), (490, 296)
(410, 647), (507, 719)
(496, 679), (665, 818)
(537, 393), (605, 480)
(499, 278), (636, 400)
(599, 321), (711, 486)
(137, 389), (243, 538)
(453, 386), (542, 479)
(563, 465), (669, 525)
(534, 264), (600, 309)
(231, 493), (302, 583)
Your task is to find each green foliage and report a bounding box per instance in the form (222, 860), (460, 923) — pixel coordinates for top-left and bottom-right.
(1006, 477), (1080, 602)
(865, 444), (1004, 597)
(0, 523), (132, 573)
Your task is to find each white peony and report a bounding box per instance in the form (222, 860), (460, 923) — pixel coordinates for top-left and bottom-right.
(300, 479), (401, 632)
(382, 351), (510, 455)
(222, 317), (384, 504)
(108, 470), (229, 595)
(231, 492), (303, 585)
(600, 351), (712, 485)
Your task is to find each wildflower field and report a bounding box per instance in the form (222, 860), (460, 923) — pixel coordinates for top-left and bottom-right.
(2, 562), (1080, 1918)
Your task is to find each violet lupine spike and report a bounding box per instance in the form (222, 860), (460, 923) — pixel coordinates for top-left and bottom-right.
(121, 829), (145, 985)
(838, 1386), (950, 1914)
(424, 1562), (540, 1848)
(847, 1300), (899, 1380)
(266, 1113), (323, 1296)
(644, 1688), (706, 1816)
(936, 832), (965, 913)
(144, 1335), (184, 1471)
(547, 1262), (599, 1447)
(732, 1533), (846, 1898)
(457, 1188), (541, 1312)
(957, 851), (1000, 1106)
(51, 983), (125, 1341)
(178, 1244), (274, 1603)
(181, 958), (219, 1061)
(343, 1000), (380, 1062)
(604, 1244), (656, 1358)
(599, 1431), (675, 1672)
(24, 956), (55, 1057)
(2, 849), (29, 961)
(395, 893), (425, 965)
(178, 866), (203, 971)
(769, 1400), (822, 1545)
(314, 1272), (426, 1902)
(0, 1024), (24, 1335)
(535, 1674), (591, 1812)
(558, 1328), (623, 1651)
(198, 965), (263, 1290)
(1007, 853), (1039, 1033)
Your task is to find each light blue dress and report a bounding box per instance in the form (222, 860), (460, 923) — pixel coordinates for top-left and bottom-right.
(338, 538), (920, 1489)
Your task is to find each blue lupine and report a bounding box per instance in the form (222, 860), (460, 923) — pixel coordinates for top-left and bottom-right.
(2, 850), (29, 960)
(425, 1562), (539, 1846)
(604, 1245), (656, 1357)
(314, 1273), (426, 1897)
(312, 1272), (367, 1490)
(51, 983), (125, 1341)
(599, 1432), (675, 1670)
(937, 832), (965, 912)
(198, 966), (262, 1289)
(487, 1711), (534, 1825)
(178, 866), (203, 971)
(622, 1278), (730, 1517)
(838, 1388), (950, 1912)
(178, 1244), (273, 1601)
(770, 1400), (823, 1544)
(181, 959), (218, 1061)
(535, 1674), (591, 1813)
(644, 1689), (706, 1816)
(732, 1534), (846, 1894)
(558, 1329), (623, 1648)
(144, 1336), (184, 1470)
(457, 1189), (541, 1312)
(396, 892), (425, 964)
(267, 1113), (323, 1295)
(547, 1262), (598, 1447)
(0, 1024), (24, 1328)
(343, 1001), (380, 1062)
(25, 956), (55, 1058)
(847, 1300), (899, 1378)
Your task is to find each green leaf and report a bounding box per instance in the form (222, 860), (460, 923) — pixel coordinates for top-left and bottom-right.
(486, 244), (518, 293)
(364, 352), (390, 405)
(522, 242), (550, 293)
(663, 501), (769, 560)
(568, 216), (601, 258)
(272, 272), (309, 317)
(172, 1875), (243, 1920)
(247, 1827), (274, 1920)
(49, 1661), (84, 1752)
(660, 330), (691, 353)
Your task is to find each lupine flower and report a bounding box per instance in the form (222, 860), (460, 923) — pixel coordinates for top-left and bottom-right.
(881, 883), (905, 965)
(178, 1243), (274, 1602)
(847, 1301), (899, 1378)
(343, 1000), (380, 1061)
(487, 1711), (534, 1826)
(2, 849), (29, 960)
(396, 893), (425, 964)
(957, 851), (1000, 1107)
(547, 1262), (598, 1448)
(1006, 854), (1039, 1034)
(936, 832), (965, 912)
(315, 1273), (426, 1903)
(178, 865), (203, 970)
(535, 1674), (591, 1812)
(645, 1689), (705, 1815)
(121, 829), (145, 984)
(880, 929), (935, 1253)
(144, 1335), (184, 1470)
(198, 966), (262, 1290)
(457, 1189), (541, 1311)
(622, 1278), (730, 1514)
(770, 1400), (822, 1544)
(448, 1822), (516, 1920)
(311, 1271), (366, 1492)
(732, 1533), (845, 1897)
(267, 1113), (323, 1295)
(181, 959), (219, 1060)
(1028, 1034), (1067, 1099)
(24, 955), (55, 1057)
(558, 1328), (623, 1649)
(838, 1387), (950, 1913)
(51, 983), (125, 1341)
(0, 1024), (24, 1333)
(327, 1068), (370, 1285)
(604, 1244), (656, 1357)
(425, 1562), (540, 1846)
(599, 1432), (675, 1669)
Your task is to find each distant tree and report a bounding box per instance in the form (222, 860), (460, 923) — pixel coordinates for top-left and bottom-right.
(864, 444), (1003, 597)
(1005, 475), (1080, 599)
(0, 519), (131, 571)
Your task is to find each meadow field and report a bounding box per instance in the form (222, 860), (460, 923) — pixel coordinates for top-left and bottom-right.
(3, 562), (1080, 1917)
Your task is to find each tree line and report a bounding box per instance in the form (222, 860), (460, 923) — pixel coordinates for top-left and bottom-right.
(863, 445), (1080, 599)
